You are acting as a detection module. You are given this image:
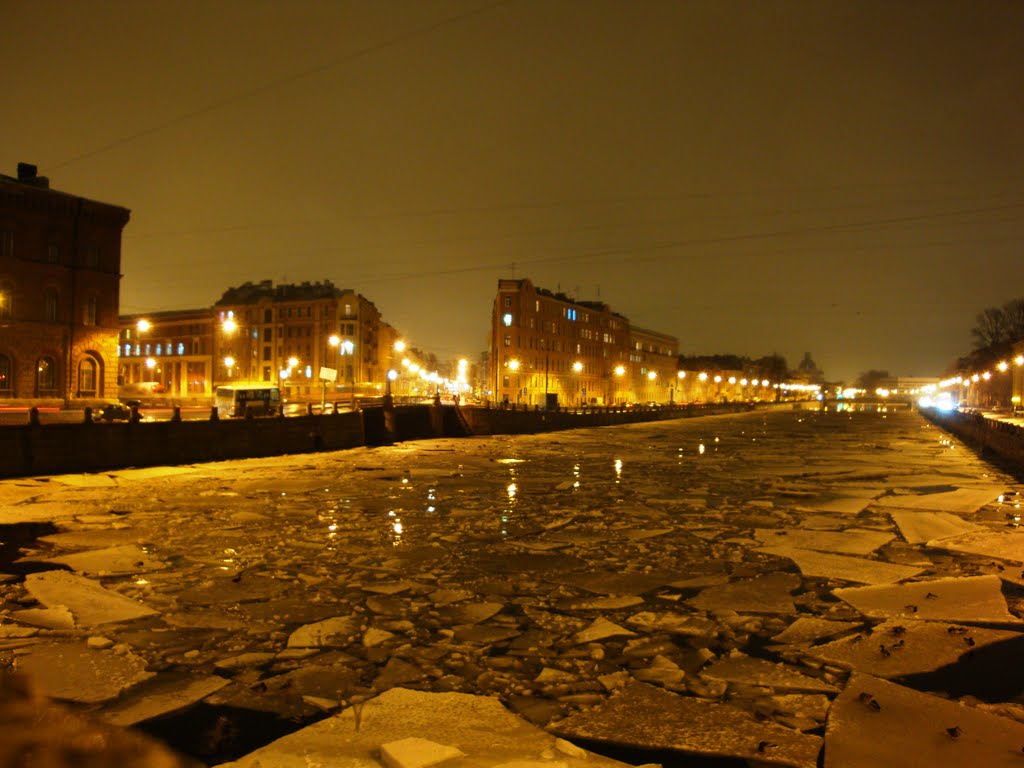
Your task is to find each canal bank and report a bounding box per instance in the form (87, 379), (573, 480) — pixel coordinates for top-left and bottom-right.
(0, 402), (754, 479)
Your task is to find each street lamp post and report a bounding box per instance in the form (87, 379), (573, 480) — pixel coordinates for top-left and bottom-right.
(321, 334), (340, 412)
(573, 361), (583, 407)
(340, 340), (355, 410)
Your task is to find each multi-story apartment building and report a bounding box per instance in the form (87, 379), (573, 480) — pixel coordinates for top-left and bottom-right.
(212, 280), (389, 399)
(628, 326), (682, 403)
(119, 280), (399, 403)
(118, 308), (214, 400)
(490, 278), (678, 407)
(0, 163), (130, 405)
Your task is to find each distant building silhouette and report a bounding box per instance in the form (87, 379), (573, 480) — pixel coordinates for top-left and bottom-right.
(0, 163), (130, 405)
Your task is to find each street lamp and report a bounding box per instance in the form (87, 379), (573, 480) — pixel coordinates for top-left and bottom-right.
(224, 356), (235, 380)
(573, 360), (583, 406)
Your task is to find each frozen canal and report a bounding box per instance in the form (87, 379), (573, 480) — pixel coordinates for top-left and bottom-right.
(2, 407), (1024, 767)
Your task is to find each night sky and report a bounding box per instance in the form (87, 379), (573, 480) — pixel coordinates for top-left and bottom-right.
(3, 0), (1022, 382)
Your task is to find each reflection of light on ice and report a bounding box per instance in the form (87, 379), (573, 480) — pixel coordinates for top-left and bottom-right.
(614, 458), (622, 480)
(698, 443), (705, 455)
(507, 483), (517, 500)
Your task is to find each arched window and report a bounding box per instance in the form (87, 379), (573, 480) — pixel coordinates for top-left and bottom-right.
(78, 357), (98, 397)
(0, 354), (12, 395)
(36, 356), (57, 397)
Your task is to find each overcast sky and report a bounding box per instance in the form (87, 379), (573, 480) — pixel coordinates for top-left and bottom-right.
(3, 0), (1022, 382)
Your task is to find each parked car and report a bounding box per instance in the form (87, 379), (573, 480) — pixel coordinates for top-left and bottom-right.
(97, 398), (140, 422)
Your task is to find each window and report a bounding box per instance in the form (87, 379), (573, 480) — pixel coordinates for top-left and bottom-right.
(85, 245), (99, 269)
(263, 328), (272, 341)
(503, 296), (511, 308)
(0, 285), (12, 320)
(263, 346), (271, 360)
(177, 343), (185, 355)
(0, 354), (11, 394)
(502, 375), (510, 387)
(0, 230), (13, 258)
(36, 356), (57, 395)
(504, 335), (511, 347)
(502, 313), (513, 326)
(264, 309), (273, 323)
(84, 296), (98, 326)
(78, 357), (98, 396)
(47, 243), (60, 264)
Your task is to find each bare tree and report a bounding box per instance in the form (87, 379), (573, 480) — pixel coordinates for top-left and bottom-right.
(1001, 298), (1024, 342)
(971, 306), (1010, 349)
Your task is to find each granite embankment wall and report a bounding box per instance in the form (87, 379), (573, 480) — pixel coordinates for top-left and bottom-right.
(920, 409), (1024, 478)
(0, 402), (755, 479)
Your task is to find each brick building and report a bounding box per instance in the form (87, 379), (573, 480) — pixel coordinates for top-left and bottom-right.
(0, 163), (130, 405)
(490, 278), (679, 407)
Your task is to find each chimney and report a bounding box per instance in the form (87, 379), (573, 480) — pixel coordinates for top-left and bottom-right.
(16, 162), (49, 189)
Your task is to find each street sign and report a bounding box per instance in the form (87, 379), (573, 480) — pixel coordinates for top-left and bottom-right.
(319, 367), (338, 382)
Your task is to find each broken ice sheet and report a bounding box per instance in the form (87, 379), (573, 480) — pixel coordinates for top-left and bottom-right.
(834, 575), (1023, 624)
(888, 510), (981, 544)
(808, 619), (1022, 678)
(770, 617), (862, 645)
(23, 570), (158, 626)
(758, 546), (924, 585)
(549, 682), (821, 768)
(558, 569), (678, 595)
(702, 651), (838, 693)
(99, 674), (230, 726)
(686, 573), (801, 614)
(287, 616), (360, 648)
(825, 673), (1024, 768)
(624, 611), (719, 638)
(573, 617), (637, 644)
(13, 642), (154, 704)
(927, 528), (1024, 563)
(217, 687), (633, 767)
(32, 543), (167, 576)
(754, 528), (894, 555)
(872, 486), (1004, 514)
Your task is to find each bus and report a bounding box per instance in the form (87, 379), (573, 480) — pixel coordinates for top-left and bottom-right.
(214, 385), (282, 418)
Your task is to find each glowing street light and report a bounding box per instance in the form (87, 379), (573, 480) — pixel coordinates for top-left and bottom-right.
(394, 340), (406, 353)
(136, 319), (151, 333)
(221, 318), (237, 334)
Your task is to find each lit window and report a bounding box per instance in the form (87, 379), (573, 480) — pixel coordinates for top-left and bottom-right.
(177, 343), (185, 355)
(503, 313), (513, 326)
(504, 335), (511, 347)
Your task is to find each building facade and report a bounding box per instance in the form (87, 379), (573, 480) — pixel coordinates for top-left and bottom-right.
(118, 308), (214, 400)
(117, 281), (408, 404)
(0, 163), (130, 405)
(490, 278), (679, 407)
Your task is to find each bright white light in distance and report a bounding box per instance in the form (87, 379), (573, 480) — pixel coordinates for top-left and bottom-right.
(387, 369), (398, 381)
(615, 365), (626, 376)
(394, 340), (406, 353)
(145, 357), (156, 369)
(221, 318), (237, 333)
(573, 361), (583, 372)
(223, 356), (235, 368)
(136, 319), (151, 332)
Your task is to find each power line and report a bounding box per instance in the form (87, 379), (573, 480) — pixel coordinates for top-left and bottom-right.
(45, 0), (513, 172)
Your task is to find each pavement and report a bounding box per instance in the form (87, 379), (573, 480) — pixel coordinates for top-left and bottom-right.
(1, 407), (1023, 767)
